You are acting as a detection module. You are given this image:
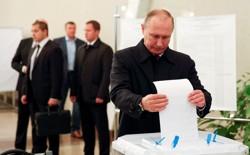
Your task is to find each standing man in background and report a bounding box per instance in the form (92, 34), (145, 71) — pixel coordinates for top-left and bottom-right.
(71, 20), (113, 155)
(110, 9), (212, 137)
(11, 37), (34, 150)
(21, 19), (63, 155)
(54, 21), (85, 138)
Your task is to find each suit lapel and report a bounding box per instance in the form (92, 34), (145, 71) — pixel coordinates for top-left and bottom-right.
(136, 41), (154, 82)
(60, 38), (68, 68)
(76, 39), (82, 49)
(27, 46), (36, 67)
(139, 59), (154, 82)
(61, 39), (67, 58)
(33, 40), (50, 68)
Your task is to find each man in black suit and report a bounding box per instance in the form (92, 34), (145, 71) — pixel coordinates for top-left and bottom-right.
(11, 37), (34, 150)
(110, 9), (212, 137)
(21, 20), (63, 155)
(54, 21), (85, 138)
(71, 20), (113, 155)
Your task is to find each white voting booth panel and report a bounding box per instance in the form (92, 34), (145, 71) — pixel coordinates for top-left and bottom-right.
(112, 131), (249, 155)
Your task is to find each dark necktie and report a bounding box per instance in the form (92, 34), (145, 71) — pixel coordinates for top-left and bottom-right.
(34, 44), (40, 64)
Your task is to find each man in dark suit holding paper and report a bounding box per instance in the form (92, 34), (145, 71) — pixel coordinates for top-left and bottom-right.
(21, 19), (63, 155)
(110, 9), (212, 137)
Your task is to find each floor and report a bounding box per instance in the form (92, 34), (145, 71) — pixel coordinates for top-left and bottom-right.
(0, 101), (115, 155)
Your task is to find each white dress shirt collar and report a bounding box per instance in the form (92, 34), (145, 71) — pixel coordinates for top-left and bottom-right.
(37, 37), (49, 49)
(87, 38), (97, 46)
(65, 36), (76, 42)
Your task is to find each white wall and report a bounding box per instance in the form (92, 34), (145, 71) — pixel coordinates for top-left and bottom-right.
(0, 0), (128, 49)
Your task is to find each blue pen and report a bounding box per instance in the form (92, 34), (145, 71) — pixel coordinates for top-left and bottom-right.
(213, 131), (218, 142)
(172, 135), (179, 148)
(207, 133), (212, 145)
(155, 137), (165, 145)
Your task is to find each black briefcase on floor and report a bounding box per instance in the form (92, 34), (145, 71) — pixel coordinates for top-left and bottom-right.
(35, 108), (71, 136)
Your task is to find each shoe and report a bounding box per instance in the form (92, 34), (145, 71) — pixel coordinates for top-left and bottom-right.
(71, 130), (82, 138)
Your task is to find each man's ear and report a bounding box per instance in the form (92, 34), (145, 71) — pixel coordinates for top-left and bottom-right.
(141, 24), (145, 34)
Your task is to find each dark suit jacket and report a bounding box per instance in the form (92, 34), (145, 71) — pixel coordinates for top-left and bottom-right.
(23, 40), (63, 105)
(110, 39), (212, 137)
(71, 38), (113, 104)
(11, 38), (33, 91)
(53, 37), (85, 85)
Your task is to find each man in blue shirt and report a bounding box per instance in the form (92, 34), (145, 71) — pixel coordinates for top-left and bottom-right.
(54, 21), (85, 138)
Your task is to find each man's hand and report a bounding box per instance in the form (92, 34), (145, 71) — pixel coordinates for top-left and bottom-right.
(48, 98), (58, 107)
(188, 90), (205, 108)
(96, 98), (104, 104)
(22, 66), (28, 74)
(21, 95), (27, 104)
(141, 94), (168, 112)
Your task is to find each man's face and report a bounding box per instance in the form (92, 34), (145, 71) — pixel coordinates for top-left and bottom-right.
(142, 16), (173, 55)
(31, 24), (47, 42)
(84, 23), (99, 42)
(65, 24), (76, 39)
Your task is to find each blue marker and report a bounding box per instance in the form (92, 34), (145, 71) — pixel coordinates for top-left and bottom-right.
(207, 133), (212, 145)
(172, 135), (179, 148)
(213, 131), (218, 142)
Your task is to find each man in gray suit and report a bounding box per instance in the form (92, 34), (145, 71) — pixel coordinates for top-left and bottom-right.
(54, 21), (85, 138)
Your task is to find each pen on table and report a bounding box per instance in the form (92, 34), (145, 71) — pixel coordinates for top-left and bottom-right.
(213, 131), (218, 142)
(207, 133), (212, 145)
(155, 137), (165, 145)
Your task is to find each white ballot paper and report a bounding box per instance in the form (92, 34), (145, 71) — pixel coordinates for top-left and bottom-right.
(153, 79), (199, 148)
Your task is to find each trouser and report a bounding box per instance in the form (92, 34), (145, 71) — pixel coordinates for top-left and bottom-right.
(15, 91), (30, 150)
(79, 103), (110, 155)
(76, 86), (110, 155)
(59, 71), (81, 132)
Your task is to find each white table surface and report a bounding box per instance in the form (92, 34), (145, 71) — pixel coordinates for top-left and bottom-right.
(112, 131), (249, 155)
